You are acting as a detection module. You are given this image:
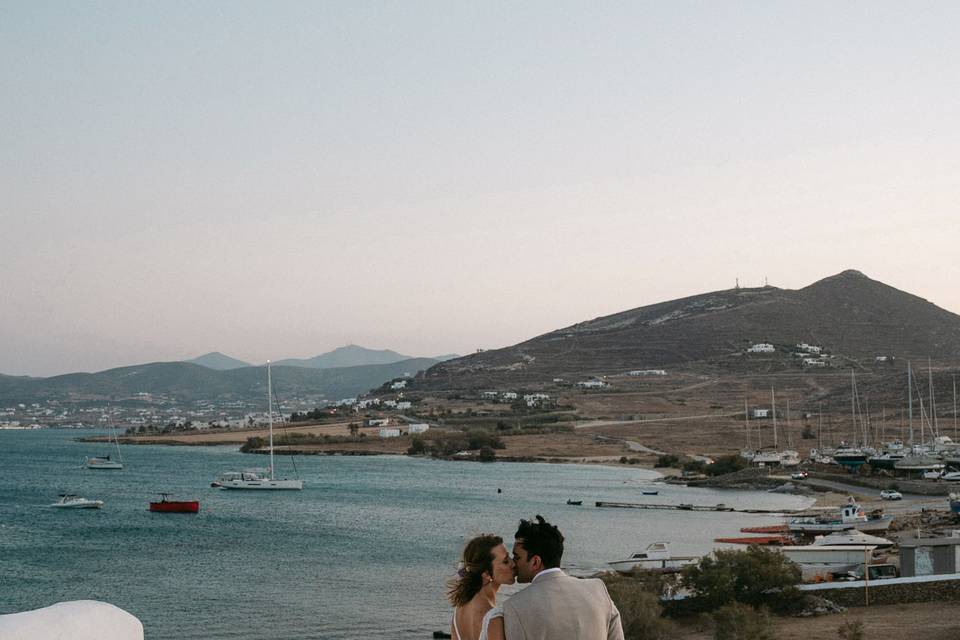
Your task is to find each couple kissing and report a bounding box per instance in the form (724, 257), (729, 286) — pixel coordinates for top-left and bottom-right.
(448, 515), (624, 640)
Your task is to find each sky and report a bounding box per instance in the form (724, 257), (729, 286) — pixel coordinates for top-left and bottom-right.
(3, 2), (960, 377)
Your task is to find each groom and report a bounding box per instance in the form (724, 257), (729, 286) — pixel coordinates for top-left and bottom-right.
(502, 515), (624, 639)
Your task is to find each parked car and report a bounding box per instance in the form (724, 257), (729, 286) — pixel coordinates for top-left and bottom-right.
(880, 489), (903, 500)
(790, 471), (809, 480)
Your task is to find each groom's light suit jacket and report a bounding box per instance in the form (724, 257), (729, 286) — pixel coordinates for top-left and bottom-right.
(502, 570), (624, 640)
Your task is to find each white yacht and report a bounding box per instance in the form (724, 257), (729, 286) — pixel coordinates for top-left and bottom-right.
(49, 494), (103, 509)
(217, 362), (304, 491)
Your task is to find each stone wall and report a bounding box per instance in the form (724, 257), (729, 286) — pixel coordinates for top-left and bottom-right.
(820, 578), (960, 607)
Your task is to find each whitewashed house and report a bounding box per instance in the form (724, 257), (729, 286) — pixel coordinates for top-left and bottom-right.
(390, 380), (408, 390)
(501, 392), (518, 401)
(752, 408), (770, 419)
(627, 369), (667, 376)
(577, 380), (608, 389)
(481, 391), (499, 400)
(396, 401), (412, 410)
(378, 427), (401, 438)
(383, 400), (398, 408)
(523, 393), (552, 407)
(364, 418), (390, 427)
(802, 358), (827, 368)
(408, 423), (430, 434)
(796, 343), (823, 354)
(748, 343), (775, 353)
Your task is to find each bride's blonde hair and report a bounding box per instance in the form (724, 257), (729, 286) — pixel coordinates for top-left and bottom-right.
(447, 534), (502, 607)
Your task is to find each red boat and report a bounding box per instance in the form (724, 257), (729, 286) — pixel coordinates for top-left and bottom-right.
(149, 494), (200, 514)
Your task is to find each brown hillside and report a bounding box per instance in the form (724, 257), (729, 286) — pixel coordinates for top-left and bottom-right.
(420, 270), (960, 390)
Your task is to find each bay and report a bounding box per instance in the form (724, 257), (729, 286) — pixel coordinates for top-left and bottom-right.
(0, 429), (809, 638)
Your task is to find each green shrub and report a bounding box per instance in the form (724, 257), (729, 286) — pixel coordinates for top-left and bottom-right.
(712, 603), (775, 640)
(478, 445), (496, 462)
(837, 619), (864, 640)
(655, 454), (681, 468)
(601, 574), (677, 640)
(681, 546), (802, 614)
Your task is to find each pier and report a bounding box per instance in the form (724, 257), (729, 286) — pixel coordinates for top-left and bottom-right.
(593, 500), (802, 514)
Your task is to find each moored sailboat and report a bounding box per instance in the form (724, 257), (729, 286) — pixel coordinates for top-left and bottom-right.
(217, 362), (304, 491)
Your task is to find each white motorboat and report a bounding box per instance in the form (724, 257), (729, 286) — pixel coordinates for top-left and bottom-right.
(607, 542), (698, 571)
(788, 497), (893, 535)
(780, 544), (877, 581)
(811, 529), (894, 549)
(49, 494), (103, 509)
(216, 362), (304, 491)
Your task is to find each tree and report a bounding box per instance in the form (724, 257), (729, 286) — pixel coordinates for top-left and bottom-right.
(478, 445), (496, 462)
(407, 435), (426, 455)
(681, 546), (801, 614)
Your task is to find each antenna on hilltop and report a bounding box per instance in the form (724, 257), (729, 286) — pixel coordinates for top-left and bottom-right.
(764, 276), (768, 287)
(735, 277), (740, 290)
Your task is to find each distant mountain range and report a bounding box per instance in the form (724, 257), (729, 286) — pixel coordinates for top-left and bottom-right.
(185, 352), (251, 370)
(0, 358), (439, 405)
(421, 270), (960, 389)
(186, 344), (459, 371)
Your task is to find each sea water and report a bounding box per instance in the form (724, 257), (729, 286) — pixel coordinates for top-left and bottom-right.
(0, 429), (810, 639)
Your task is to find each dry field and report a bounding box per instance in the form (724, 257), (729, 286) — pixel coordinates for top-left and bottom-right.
(679, 601), (960, 639)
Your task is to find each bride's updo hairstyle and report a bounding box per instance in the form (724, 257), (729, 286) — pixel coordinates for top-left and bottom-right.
(447, 534), (503, 607)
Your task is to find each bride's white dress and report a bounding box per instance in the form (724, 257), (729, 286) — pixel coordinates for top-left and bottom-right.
(452, 605), (503, 640)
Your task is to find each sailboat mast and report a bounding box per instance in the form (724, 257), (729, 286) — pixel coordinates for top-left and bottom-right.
(771, 387), (778, 449)
(268, 360), (274, 481)
(908, 361), (914, 447)
(850, 370), (857, 448)
(930, 358), (939, 437)
(744, 398), (750, 450)
(954, 374), (957, 441)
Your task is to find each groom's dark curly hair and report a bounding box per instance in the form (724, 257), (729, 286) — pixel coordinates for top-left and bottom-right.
(515, 515), (564, 568)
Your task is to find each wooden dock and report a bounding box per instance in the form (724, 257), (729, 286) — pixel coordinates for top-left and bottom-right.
(594, 501), (801, 514)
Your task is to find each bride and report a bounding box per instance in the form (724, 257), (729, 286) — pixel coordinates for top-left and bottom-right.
(448, 534), (515, 640)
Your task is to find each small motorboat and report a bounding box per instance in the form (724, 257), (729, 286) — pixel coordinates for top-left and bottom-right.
(641, 490), (659, 495)
(566, 500), (583, 506)
(608, 542), (698, 571)
(149, 494), (200, 514)
(50, 494), (103, 509)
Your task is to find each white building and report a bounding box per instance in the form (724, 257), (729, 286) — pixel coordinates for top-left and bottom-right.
(752, 408), (770, 419)
(379, 427), (401, 438)
(523, 393), (552, 407)
(802, 358), (827, 368)
(627, 369), (667, 376)
(364, 418), (390, 427)
(501, 392), (518, 401)
(408, 423), (430, 434)
(481, 391), (499, 400)
(577, 380), (608, 389)
(390, 380), (408, 390)
(796, 343), (823, 354)
(748, 343), (775, 353)
(875, 355), (890, 362)
(396, 401), (412, 410)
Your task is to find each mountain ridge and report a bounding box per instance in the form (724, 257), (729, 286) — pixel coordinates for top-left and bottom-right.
(421, 270), (960, 389)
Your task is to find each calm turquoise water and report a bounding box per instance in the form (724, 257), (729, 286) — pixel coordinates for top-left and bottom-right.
(0, 430), (809, 639)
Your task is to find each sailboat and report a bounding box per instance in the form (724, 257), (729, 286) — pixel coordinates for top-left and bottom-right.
(216, 361), (304, 490)
(86, 425), (124, 470)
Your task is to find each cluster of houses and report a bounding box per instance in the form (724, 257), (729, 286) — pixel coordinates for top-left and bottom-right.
(479, 391), (555, 407)
(746, 342), (834, 368)
(364, 417), (430, 439)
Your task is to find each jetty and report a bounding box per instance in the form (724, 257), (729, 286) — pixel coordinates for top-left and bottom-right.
(593, 500), (803, 515)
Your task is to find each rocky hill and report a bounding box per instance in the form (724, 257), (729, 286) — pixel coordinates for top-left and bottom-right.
(420, 270), (960, 390)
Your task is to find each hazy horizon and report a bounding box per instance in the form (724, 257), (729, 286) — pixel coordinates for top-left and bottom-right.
(5, 3), (960, 377)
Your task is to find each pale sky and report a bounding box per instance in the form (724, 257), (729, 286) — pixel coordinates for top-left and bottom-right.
(3, 2), (960, 377)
